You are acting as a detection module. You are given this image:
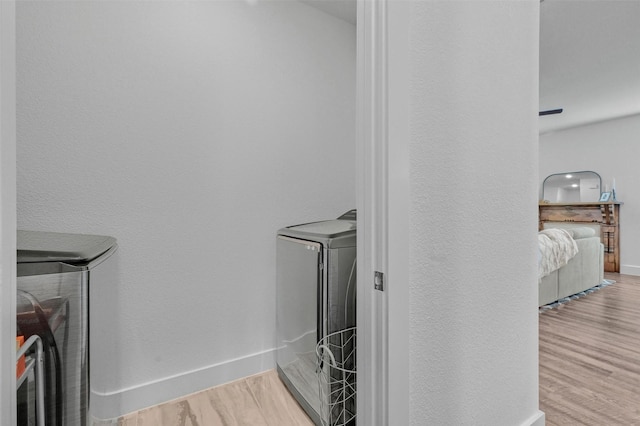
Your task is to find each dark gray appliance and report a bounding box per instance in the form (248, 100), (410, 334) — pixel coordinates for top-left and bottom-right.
(276, 211), (356, 425)
(17, 231), (118, 426)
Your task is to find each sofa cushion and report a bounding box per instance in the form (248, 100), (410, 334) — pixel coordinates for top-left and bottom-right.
(567, 227), (596, 239)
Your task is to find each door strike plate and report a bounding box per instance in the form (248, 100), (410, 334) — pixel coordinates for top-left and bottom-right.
(374, 271), (384, 291)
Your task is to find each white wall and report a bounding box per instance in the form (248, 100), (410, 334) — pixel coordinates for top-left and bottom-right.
(17, 0), (355, 418)
(0, 1), (17, 424)
(403, 1), (543, 425)
(540, 114), (640, 275)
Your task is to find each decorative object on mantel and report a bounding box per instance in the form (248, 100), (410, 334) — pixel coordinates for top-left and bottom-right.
(611, 177), (617, 201)
(539, 201), (622, 272)
(599, 192), (611, 202)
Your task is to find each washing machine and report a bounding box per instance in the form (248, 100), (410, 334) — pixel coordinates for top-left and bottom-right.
(276, 210), (356, 425)
(17, 231), (118, 426)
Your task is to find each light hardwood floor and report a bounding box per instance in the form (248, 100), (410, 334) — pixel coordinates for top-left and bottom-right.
(540, 272), (640, 425)
(94, 370), (314, 426)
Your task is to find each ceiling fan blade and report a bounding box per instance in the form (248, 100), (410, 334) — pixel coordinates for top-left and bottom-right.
(539, 108), (563, 116)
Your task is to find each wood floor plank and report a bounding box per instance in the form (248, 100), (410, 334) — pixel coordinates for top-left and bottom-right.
(118, 413), (138, 426)
(540, 273), (640, 425)
(245, 370), (315, 426)
(135, 378), (268, 426)
(201, 379), (271, 426)
(132, 370), (312, 426)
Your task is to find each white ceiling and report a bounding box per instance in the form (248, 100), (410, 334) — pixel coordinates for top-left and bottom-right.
(539, 0), (640, 134)
(299, 0), (356, 25)
(301, 0), (640, 135)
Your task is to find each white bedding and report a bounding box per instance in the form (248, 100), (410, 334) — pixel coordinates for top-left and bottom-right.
(538, 228), (578, 279)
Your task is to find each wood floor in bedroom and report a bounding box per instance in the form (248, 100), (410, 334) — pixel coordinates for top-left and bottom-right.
(539, 272), (640, 425)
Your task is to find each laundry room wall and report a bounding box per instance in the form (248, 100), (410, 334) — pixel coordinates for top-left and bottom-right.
(16, 0), (355, 418)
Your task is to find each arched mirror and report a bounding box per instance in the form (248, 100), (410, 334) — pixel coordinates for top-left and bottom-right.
(542, 171), (602, 203)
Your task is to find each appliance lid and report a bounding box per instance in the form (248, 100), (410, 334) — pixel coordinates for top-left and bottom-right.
(286, 220), (355, 237)
(278, 219), (356, 248)
(17, 230), (117, 264)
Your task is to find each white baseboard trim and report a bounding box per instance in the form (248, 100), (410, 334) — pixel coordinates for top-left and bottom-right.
(91, 347), (276, 421)
(522, 410), (545, 426)
(620, 265), (640, 276)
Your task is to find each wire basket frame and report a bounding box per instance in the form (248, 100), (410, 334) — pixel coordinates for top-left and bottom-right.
(316, 327), (356, 426)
